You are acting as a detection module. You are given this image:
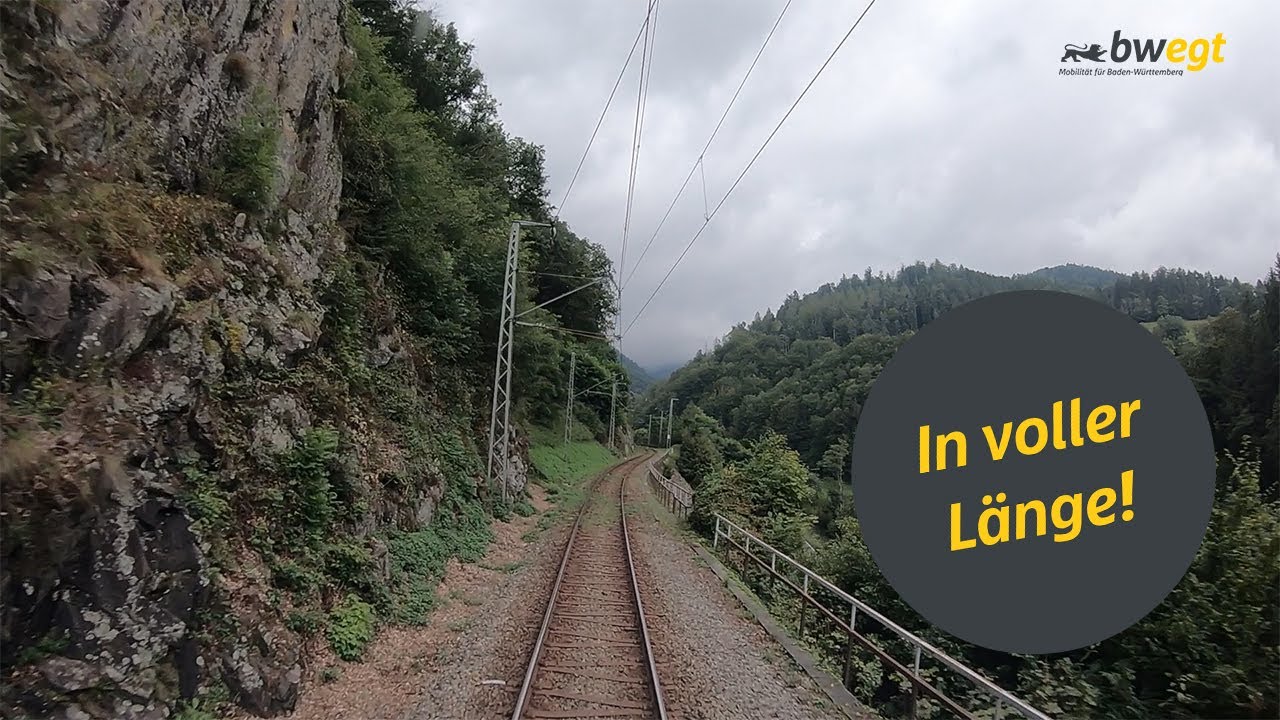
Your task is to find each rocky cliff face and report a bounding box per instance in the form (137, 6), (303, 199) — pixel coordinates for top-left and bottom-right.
(1, 2), (526, 718)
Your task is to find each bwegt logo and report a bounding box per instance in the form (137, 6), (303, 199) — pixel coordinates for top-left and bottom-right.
(1062, 31), (1226, 71)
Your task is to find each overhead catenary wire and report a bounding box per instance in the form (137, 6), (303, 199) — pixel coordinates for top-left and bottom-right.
(552, 11), (651, 222)
(622, 0), (794, 290)
(617, 0), (660, 352)
(575, 376), (615, 397)
(515, 321), (611, 341)
(623, 0), (880, 337)
(521, 270), (608, 282)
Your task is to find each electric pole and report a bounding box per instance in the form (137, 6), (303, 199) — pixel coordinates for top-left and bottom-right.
(564, 351), (576, 446)
(666, 396), (676, 448)
(607, 376), (618, 451)
(486, 220), (552, 505)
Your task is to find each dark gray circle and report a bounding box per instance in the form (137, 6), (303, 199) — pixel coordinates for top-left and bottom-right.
(850, 290), (1215, 655)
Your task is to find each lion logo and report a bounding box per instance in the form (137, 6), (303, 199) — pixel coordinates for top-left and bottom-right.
(1062, 43), (1106, 62)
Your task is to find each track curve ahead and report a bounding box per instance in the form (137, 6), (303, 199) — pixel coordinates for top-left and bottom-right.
(510, 454), (668, 720)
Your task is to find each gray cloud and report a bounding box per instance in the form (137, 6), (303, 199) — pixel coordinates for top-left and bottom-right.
(430, 0), (1279, 368)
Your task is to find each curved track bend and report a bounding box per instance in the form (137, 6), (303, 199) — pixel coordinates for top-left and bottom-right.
(510, 454), (668, 720)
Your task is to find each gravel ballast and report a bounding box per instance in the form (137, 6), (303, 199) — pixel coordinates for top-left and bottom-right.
(623, 461), (869, 720)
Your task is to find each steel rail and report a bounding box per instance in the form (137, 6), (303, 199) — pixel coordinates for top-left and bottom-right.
(509, 476), (593, 719)
(620, 463), (670, 719)
(510, 453), (666, 720)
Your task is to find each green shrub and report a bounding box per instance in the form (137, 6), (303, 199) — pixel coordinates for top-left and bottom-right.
(278, 427), (340, 544)
(179, 453), (231, 538)
(285, 609), (324, 637)
(208, 86), (279, 210)
(323, 540), (373, 587)
(323, 540), (391, 611)
(387, 528), (448, 580)
(269, 558), (323, 597)
(327, 594), (375, 661)
(209, 88), (279, 212)
(383, 479), (492, 623)
(394, 575), (437, 625)
(172, 702), (217, 720)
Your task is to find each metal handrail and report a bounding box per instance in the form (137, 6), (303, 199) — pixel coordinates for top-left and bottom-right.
(713, 513), (1050, 720)
(643, 451), (691, 517)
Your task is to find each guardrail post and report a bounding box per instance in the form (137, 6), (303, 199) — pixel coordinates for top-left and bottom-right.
(994, 698), (1004, 720)
(909, 643), (923, 720)
(713, 515), (720, 549)
(843, 602), (857, 690)
(799, 574), (810, 637)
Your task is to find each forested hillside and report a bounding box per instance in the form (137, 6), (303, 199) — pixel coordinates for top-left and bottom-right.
(644, 259), (1279, 719)
(639, 261), (1270, 479)
(620, 353), (657, 393)
(343, 0), (626, 433)
(0, 1), (623, 717)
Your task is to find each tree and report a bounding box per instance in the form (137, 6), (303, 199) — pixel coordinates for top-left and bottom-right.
(675, 429), (720, 488)
(638, 256), (1278, 719)
(737, 431), (815, 554)
(1154, 314), (1189, 353)
(817, 437), (849, 482)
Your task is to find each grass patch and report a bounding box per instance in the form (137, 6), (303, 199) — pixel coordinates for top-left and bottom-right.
(520, 432), (618, 535)
(384, 480), (493, 624)
(528, 436), (615, 499)
(2, 178), (227, 278)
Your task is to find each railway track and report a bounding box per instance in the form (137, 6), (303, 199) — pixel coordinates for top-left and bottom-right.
(510, 454), (669, 720)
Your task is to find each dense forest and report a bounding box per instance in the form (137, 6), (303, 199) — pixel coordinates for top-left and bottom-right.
(342, 0), (626, 435)
(639, 261), (1274, 486)
(643, 259), (1279, 719)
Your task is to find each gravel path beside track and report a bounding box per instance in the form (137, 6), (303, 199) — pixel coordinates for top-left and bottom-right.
(403, 498), (578, 720)
(278, 482), (564, 720)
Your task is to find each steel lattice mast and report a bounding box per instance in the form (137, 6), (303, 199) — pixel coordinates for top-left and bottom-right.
(564, 351), (576, 446)
(487, 220), (553, 504)
(485, 222), (521, 505)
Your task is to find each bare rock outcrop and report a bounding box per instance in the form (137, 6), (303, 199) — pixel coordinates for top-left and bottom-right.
(1, 1), (346, 717)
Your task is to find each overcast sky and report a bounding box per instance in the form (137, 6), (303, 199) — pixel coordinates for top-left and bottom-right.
(430, 0), (1279, 369)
